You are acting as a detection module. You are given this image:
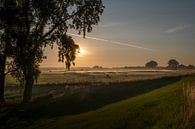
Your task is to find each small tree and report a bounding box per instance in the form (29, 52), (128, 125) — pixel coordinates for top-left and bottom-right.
(145, 60), (158, 69)
(93, 65), (102, 69)
(188, 64), (195, 69)
(178, 64), (187, 69)
(168, 59), (179, 70)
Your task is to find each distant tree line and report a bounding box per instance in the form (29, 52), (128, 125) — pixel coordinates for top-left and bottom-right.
(93, 65), (103, 69)
(0, 0), (104, 103)
(145, 59), (195, 70)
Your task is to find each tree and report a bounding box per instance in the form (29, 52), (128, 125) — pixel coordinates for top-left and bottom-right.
(187, 64), (195, 69)
(0, 0), (19, 103)
(58, 35), (79, 70)
(10, 0), (104, 102)
(168, 59), (179, 70)
(93, 65), (103, 69)
(178, 64), (187, 69)
(145, 60), (158, 69)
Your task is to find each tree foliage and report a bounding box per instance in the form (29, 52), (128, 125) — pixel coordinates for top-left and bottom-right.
(168, 59), (179, 70)
(0, 0), (104, 102)
(0, 0), (20, 102)
(145, 60), (158, 69)
(58, 35), (79, 70)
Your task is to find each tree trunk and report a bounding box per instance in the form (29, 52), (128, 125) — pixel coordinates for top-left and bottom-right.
(23, 66), (34, 103)
(0, 74), (5, 103)
(0, 55), (6, 103)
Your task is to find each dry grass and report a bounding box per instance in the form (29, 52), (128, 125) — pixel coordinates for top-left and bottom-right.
(5, 69), (194, 86)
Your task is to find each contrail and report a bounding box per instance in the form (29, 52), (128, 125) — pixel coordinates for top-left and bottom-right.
(67, 33), (155, 52)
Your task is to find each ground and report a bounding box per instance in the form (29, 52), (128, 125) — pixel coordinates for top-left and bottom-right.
(189, 82), (195, 128)
(0, 69), (195, 129)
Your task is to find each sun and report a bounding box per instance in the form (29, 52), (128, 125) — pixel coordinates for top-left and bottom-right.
(77, 47), (87, 56)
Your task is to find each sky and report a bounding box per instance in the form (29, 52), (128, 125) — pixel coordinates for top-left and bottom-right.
(41, 0), (195, 68)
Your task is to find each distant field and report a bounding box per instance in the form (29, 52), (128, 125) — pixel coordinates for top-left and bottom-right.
(4, 69), (194, 102)
(5, 68), (194, 86)
(1, 75), (194, 129)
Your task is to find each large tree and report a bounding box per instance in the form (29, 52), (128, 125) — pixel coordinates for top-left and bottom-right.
(10, 0), (104, 102)
(0, 0), (19, 103)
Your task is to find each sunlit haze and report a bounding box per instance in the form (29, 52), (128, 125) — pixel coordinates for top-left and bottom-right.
(78, 47), (88, 57)
(41, 0), (195, 68)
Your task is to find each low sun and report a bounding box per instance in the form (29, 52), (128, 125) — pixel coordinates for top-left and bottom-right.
(77, 47), (87, 56)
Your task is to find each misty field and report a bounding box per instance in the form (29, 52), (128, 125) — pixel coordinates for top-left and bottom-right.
(6, 68), (194, 85)
(4, 69), (193, 102)
(1, 69), (195, 129)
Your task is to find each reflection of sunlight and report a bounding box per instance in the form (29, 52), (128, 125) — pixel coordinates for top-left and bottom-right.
(78, 47), (88, 57)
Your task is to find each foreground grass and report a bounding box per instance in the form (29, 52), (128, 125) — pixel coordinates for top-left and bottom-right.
(6, 77), (191, 129)
(4, 76), (181, 117)
(1, 76), (194, 129)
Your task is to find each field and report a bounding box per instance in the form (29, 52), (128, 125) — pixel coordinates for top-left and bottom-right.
(5, 68), (194, 85)
(1, 69), (195, 129)
(4, 69), (193, 102)
(25, 77), (194, 129)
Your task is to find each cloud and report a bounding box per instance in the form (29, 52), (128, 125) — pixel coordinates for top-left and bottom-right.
(165, 25), (190, 34)
(67, 33), (155, 52)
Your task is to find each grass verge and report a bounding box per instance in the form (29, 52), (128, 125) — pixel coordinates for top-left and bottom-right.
(1, 76), (194, 129)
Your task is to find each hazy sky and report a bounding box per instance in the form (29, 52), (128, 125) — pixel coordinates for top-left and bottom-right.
(41, 0), (195, 68)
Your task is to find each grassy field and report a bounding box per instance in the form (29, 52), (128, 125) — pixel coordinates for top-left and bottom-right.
(5, 69), (194, 86)
(0, 75), (194, 129)
(4, 69), (194, 102)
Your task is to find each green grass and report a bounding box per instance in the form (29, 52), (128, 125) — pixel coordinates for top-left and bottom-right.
(2, 76), (181, 119)
(2, 76), (193, 129)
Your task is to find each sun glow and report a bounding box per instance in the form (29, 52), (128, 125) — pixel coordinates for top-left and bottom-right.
(77, 47), (88, 57)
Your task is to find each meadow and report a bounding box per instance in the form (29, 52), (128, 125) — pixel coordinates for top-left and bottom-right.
(4, 69), (192, 102)
(0, 69), (195, 129)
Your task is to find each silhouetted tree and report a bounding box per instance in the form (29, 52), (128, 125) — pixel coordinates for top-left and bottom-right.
(187, 64), (195, 69)
(9, 0), (104, 102)
(145, 60), (158, 69)
(178, 64), (187, 69)
(93, 65), (103, 69)
(0, 0), (19, 103)
(168, 59), (179, 70)
(58, 35), (79, 70)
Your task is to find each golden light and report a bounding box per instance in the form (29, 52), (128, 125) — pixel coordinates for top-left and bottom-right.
(77, 47), (88, 57)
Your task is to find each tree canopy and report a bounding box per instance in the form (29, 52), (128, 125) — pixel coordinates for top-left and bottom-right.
(145, 60), (158, 69)
(168, 59), (179, 70)
(0, 0), (104, 103)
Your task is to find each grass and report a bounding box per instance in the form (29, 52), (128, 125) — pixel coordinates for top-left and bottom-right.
(5, 69), (193, 86)
(2, 76), (181, 118)
(0, 76), (194, 129)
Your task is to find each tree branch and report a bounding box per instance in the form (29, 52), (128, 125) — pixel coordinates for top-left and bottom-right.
(41, 1), (86, 41)
(5, 68), (19, 75)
